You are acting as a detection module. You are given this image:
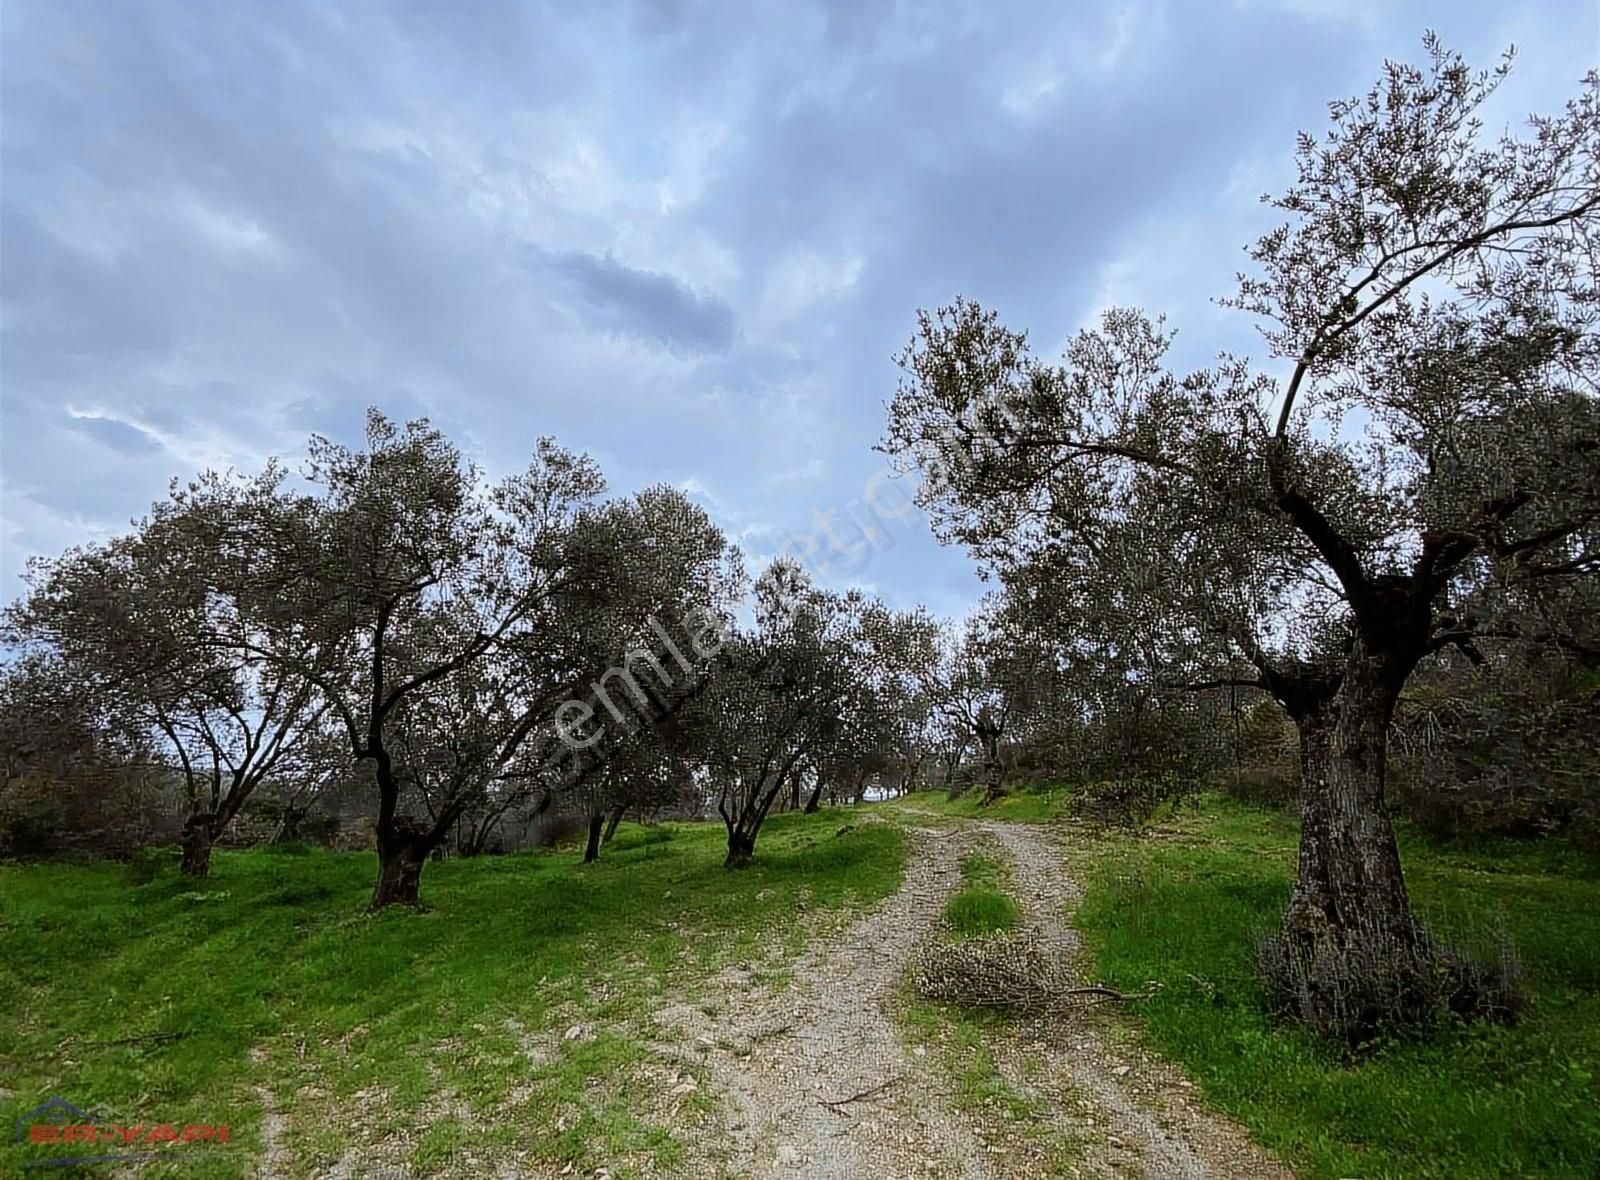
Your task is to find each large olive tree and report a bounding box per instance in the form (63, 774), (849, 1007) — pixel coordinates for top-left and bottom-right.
(6, 469), (331, 875)
(882, 40), (1599, 1037)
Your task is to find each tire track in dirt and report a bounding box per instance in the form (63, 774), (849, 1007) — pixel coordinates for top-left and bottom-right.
(652, 815), (1296, 1178)
(975, 820), (1295, 1180)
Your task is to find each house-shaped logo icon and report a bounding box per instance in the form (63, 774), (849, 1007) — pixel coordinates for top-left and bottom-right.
(12, 1096), (101, 1141)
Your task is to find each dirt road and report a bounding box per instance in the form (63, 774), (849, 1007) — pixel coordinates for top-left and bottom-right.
(659, 819), (1294, 1179)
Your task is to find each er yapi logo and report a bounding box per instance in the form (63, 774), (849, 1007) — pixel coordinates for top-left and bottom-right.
(13, 1097), (230, 1169)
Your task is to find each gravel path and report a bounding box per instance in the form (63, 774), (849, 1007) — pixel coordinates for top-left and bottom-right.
(659, 825), (997, 1178)
(661, 817), (1296, 1179)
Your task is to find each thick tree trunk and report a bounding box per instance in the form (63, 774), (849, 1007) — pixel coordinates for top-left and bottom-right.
(851, 769), (868, 805)
(1283, 693), (1413, 948)
(803, 777), (825, 813)
(1266, 644), (1458, 1040)
(978, 733), (1005, 805)
(369, 753), (429, 909)
(370, 838), (426, 909)
(724, 771), (794, 868)
(725, 829), (755, 868)
(180, 812), (217, 877)
(584, 812), (605, 864)
(273, 806), (304, 844)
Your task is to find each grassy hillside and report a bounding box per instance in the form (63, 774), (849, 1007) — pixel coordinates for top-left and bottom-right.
(5, 790), (1596, 1178)
(1071, 797), (1600, 1180)
(0, 810), (904, 1178)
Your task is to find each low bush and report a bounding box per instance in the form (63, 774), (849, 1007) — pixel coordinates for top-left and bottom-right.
(1217, 766), (1298, 809)
(1256, 916), (1525, 1046)
(1069, 772), (1199, 830)
(125, 844), (179, 885)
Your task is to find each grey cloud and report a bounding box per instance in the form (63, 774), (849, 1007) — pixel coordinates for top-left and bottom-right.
(531, 248), (737, 354)
(1, 0), (1592, 609)
(68, 414), (165, 457)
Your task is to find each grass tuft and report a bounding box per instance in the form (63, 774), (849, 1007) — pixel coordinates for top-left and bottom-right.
(943, 889), (1020, 939)
(940, 847), (1019, 938)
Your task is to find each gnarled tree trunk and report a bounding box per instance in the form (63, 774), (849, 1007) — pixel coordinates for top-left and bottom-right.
(602, 801), (626, 844)
(724, 828), (756, 868)
(1283, 677), (1413, 951)
(370, 764), (440, 910)
(180, 811), (218, 877)
(851, 768), (868, 805)
(371, 830), (427, 909)
(273, 805), (305, 844)
(1265, 641), (1475, 1040)
(584, 811), (605, 864)
(977, 729), (1004, 806)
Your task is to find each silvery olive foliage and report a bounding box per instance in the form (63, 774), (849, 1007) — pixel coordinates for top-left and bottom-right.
(688, 562), (914, 865)
(883, 39), (1599, 1038)
(5, 466), (336, 873)
(883, 37), (1599, 736)
(0, 651), (166, 857)
(5, 410), (743, 902)
(908, 597), (1059, 804)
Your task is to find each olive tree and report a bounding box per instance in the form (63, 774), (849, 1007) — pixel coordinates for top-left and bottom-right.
(801, 601), (938, 809)
(5, 471), (331, 875)
(685, 563), (881, 866)
(911, 599), (1057, 805)
(0, 652), (165, 858)
(159, 410), (732, 907)
(883, 41), (1599, 1037)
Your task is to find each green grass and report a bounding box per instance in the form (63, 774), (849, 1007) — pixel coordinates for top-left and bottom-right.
(0, 809), (904, 1178)
(1071, 795), (1600, 1180)
(941, 850), (1020, 939)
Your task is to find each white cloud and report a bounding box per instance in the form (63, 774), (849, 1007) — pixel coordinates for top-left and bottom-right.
(181, 195), (280, 258)
(748, 249), (863, 340)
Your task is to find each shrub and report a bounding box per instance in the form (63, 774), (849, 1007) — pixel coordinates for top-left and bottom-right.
(126, 845), (180, 885)
(1571, 800), (1600, 859)
(1218, 766), (1299, 808)
(527, 812), (587, 848)
(1257, 917), (1524, 1046)
(1069, 772), (1199, 830)
(261, 839), (315, 856)
(1388, 656), (1600, 843)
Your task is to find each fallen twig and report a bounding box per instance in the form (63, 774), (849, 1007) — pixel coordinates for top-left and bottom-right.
(1060, 984), (1152, 1001)
(1053, 982), (1162, 1019)
(819, 1075), (900, 1111)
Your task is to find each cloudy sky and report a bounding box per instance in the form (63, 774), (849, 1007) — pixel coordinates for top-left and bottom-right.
(1, 0), (1592, 618)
